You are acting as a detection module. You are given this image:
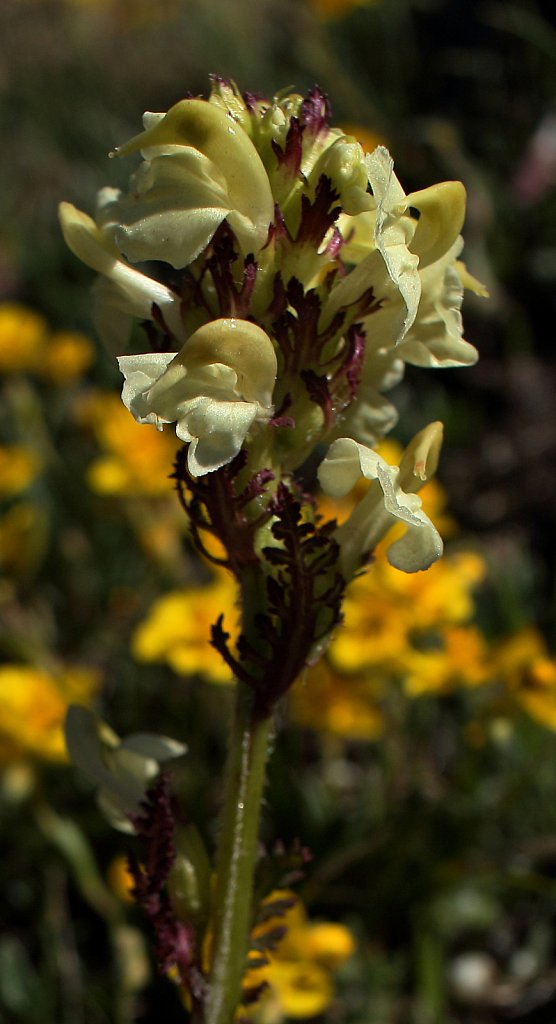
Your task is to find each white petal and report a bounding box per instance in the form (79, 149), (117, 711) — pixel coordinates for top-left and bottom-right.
(181, 400), (259, 475)
(59, 202), (183, 334)
(367, 146), (421, 342)
(398, 248), (479, 368)
(119, 733), (188, 761)
(387, 513), (444, 572)
(118, 352), (177, 425)
(318, 436), (443, 577)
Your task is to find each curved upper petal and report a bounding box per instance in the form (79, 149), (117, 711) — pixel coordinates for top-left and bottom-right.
(111, 98), (275, 260)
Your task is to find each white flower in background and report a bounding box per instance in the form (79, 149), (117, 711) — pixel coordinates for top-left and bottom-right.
(64, 705), (187, 833)
(118, 318), (277, 476)
(318, 422), (444, 577)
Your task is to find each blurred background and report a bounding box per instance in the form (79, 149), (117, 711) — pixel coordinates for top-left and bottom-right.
(1, 1), (556, 1021)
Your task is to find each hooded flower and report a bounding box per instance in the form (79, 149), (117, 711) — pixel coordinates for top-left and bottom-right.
(118, 318), (277, 476)
(318, 423), (444, 577)
(103, 98), (275, 269)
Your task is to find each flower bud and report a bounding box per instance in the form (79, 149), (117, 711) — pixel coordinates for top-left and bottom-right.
(398, 421), (443, 493)
(167, 824), (212, 926)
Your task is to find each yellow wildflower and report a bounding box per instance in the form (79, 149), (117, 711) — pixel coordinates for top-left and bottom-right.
(329, 571), (407, 673)
(0, 303), (47, 373)
(401, 625), (492, 697)
(495, 629), (556, 730)
(243, 891), (355, 1020)
(131, 574), (238, 684)
(79, 392), (179, 497)
(328, 551), (486, 676)
(0, 664), (99, 764)
(0, 445), (40, 497)
(41, 330), (95, 384)
(292, 659), (385, 740)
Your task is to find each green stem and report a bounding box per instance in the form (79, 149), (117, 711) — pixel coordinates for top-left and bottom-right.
(205, 682), (273, 1024)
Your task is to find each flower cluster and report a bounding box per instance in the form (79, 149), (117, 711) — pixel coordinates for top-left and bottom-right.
(60, 78), (483, 606)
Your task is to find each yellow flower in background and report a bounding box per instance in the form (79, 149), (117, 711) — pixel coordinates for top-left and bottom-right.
(401, 625), (492, 697)
(243, 891), (355, 1020)
(0, 445), (40, 498)
(0, 664), (100, 764)
(0, 303), (47, 373)
(328, 551), (486, 677)
(0, 302), (94, 383)
(495, 629), (556, 730)
(292, 659), (385, 740)
(41, 331), (95, 384)
(339, 123), (384, 155)
(78, 392), (180, 497)
(131, 573), (238, 684)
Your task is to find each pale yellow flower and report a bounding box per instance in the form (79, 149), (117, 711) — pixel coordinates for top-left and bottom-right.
(65, 705), (186, 831)
(107, 99), (275, 269)
(318, 424), (444, 576)
(61, 85), (480, 477)
(118, 318), (277, 476)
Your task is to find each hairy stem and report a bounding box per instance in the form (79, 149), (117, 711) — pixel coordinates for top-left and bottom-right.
(205, 683), (272, 1024)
